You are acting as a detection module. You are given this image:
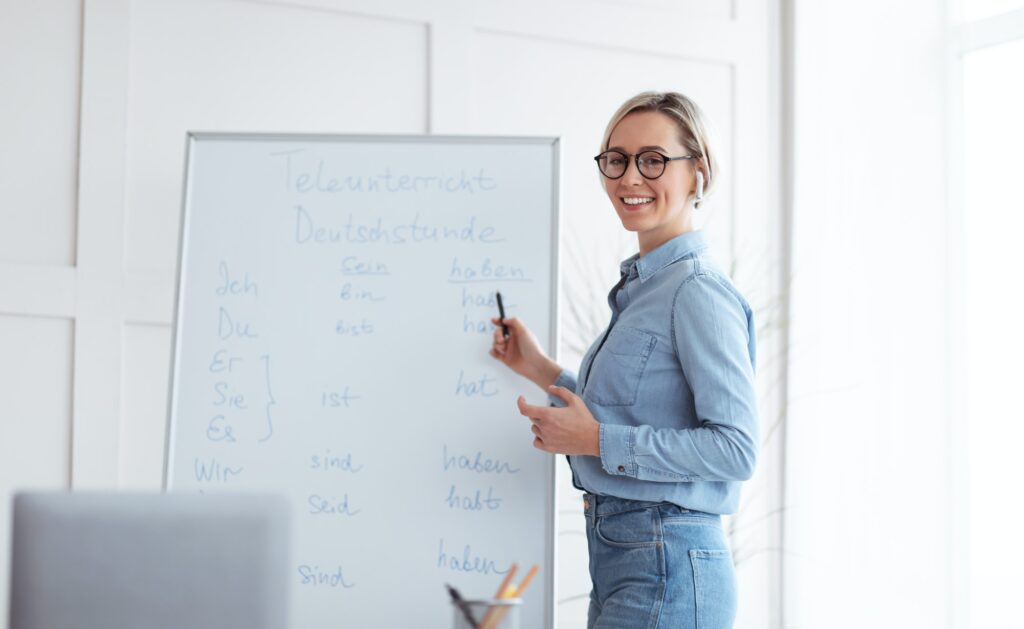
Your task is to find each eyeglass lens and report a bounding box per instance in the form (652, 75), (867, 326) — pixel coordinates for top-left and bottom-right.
(596, 151), (667, 179)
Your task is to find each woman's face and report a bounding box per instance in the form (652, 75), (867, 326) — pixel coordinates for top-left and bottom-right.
(602, 111), (697, 253)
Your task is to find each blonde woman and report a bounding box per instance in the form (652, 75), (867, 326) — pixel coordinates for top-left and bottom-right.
(490, 91), (758, 628)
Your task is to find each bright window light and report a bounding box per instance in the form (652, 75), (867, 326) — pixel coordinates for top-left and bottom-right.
(962, 37), (1024, 629)
(962, 0), (1024, 21)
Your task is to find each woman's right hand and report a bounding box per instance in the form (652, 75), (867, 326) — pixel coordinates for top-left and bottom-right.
(489, 316), (562, 390)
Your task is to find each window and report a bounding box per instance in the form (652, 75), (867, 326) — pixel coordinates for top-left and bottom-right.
(951, 6), (1024, 628)
(963, 36), (1024, 629)
(962, 0), (1024, 21)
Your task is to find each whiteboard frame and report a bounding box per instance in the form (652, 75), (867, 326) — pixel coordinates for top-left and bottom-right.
(162, 131), (561, 629)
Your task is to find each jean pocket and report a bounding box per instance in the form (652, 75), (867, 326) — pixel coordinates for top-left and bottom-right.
(688, 549), (737, 629)
(585, 326), (657, 407)
(594, 507), (662, 548)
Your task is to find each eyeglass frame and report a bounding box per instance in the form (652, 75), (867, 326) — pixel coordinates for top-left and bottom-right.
(593, 149), (699, 180)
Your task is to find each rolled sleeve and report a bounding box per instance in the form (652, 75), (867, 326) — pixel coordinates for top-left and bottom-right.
(599, 423), (638, 476)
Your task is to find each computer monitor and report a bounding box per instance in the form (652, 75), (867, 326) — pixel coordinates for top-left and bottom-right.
(8, 492), (290, 629)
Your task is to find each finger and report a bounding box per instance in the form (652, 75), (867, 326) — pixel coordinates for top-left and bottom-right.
(531, 424), (541, 437)
(499, 316), (526, 335)
(492, 327), (507, 347)
(516, 395), (547, 420)
(533, 437), (544, 450)
(490, 317), (513, 336)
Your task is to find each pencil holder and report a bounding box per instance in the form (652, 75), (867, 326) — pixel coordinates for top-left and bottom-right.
(451, 597), (522, 629)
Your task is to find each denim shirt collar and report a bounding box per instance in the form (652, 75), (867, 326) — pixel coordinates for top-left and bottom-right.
(619, 230), (708, 282)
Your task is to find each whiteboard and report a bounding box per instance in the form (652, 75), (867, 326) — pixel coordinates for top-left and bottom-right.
(164, 133), (559, 629)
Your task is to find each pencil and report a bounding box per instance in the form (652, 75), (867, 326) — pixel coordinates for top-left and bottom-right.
(480, 564), (539, 629)
(493, 564), (518, 600)
(515, 564), (540, 594)
(477, 565), (518, 629)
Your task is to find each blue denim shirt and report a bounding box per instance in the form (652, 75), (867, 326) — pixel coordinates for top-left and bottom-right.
(554, 230), (758, 515)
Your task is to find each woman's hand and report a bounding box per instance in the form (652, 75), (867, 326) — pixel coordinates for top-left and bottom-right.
(517, 386), (600, 457)
(489, 316), (562, 390)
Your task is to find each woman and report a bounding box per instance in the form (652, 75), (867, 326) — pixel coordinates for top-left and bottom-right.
(489, 91), (759, 628)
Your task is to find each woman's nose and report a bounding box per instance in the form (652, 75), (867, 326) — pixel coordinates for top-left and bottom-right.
(620, 159), (645, 185)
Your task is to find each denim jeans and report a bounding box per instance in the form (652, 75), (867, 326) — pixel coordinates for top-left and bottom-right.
(584, 493), (737, 629)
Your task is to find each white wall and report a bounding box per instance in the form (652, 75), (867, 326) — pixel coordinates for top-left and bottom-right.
(783, 1), (951, 627)
(0, 1), (780, 626)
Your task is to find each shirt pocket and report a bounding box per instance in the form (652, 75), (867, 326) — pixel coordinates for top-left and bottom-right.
(585, 326), (657, 407)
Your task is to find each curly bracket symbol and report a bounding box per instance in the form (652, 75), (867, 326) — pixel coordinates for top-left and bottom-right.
(258, 354), (277, 443)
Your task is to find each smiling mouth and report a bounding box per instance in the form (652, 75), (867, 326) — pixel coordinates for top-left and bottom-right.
(621, 196), (654, 209)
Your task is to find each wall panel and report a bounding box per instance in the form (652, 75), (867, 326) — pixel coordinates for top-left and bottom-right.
(118, 322), (172, 488)
(0, 0), (82, 266)
(123, 0), (431, 277)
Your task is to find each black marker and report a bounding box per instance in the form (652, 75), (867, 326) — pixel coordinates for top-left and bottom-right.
(495, 291), (510, 339)
(446, 584), (479, 628)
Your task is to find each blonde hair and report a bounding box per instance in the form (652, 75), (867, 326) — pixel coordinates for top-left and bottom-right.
(601, 91), (719, 205)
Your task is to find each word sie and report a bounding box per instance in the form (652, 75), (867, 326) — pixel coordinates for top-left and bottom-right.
(212, 381), (248, 409)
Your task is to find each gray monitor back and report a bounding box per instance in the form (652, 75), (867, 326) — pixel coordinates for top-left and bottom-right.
(8, 492), (290, 629)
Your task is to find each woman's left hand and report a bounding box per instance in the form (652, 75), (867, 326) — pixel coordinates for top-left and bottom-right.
(517, 386), (601, 457)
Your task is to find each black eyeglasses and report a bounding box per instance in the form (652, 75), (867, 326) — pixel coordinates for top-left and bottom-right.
(593, 150), (697, 180)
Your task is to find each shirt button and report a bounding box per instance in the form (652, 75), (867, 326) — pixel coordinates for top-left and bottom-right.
(617, 465), (625, 473)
